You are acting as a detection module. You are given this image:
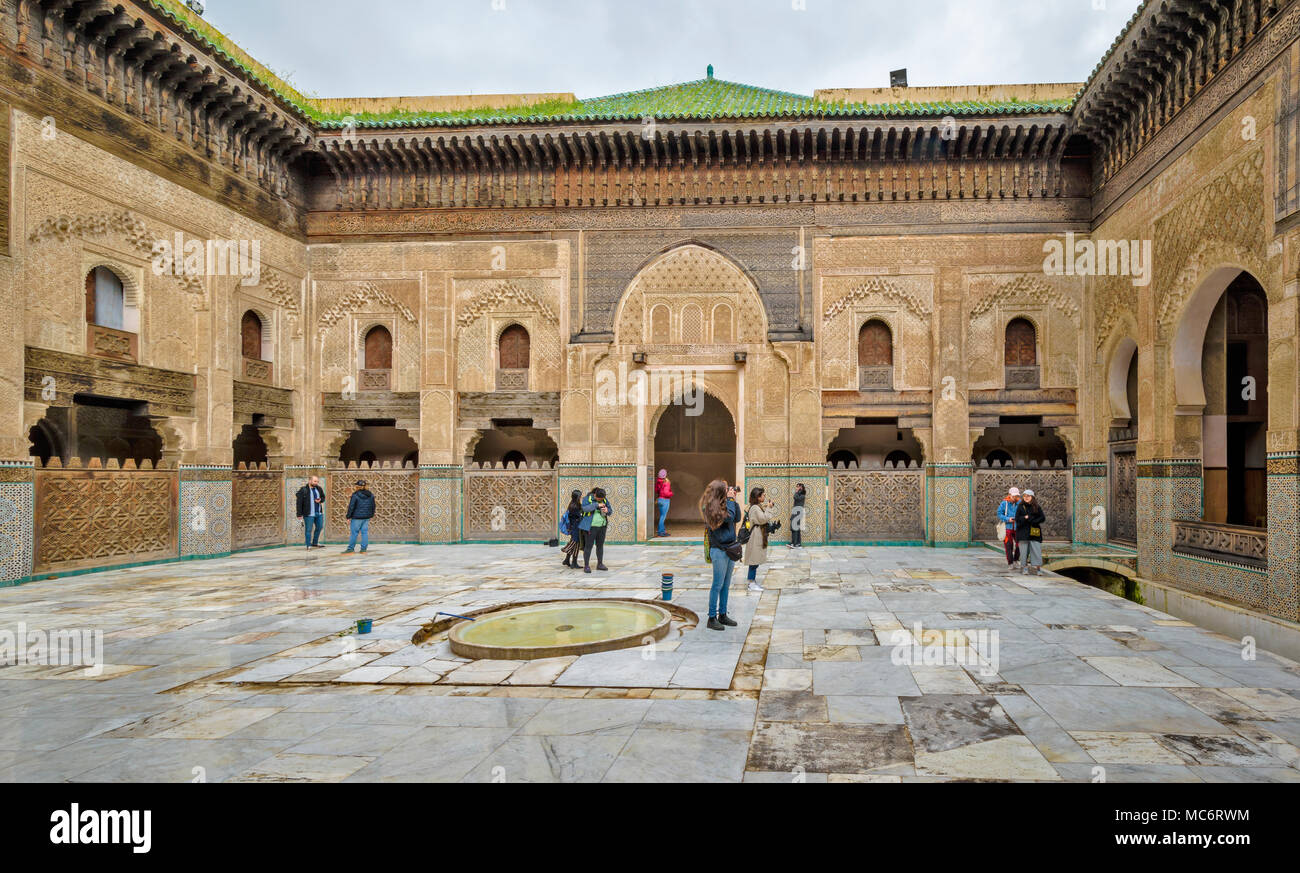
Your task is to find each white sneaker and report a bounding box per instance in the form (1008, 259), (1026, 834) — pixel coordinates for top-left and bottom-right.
(747, 581), (764, 592)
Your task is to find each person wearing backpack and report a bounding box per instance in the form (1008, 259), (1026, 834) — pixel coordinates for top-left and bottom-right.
(996, 487), (1021, 568)
(741, 487), (775, 592)
(578, 487), (612, 573)
(560, 489), (583, 568)
(700, 479), (742, 631)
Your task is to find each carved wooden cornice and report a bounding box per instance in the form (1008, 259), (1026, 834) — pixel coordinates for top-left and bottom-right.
(1, 0), (316, 232)
(1073, 0), (1292, 188)
(311, 119), (1076, 213)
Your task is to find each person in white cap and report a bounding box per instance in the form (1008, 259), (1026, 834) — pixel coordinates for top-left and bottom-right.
(1014, 489), (1046, 575)
(996, 486), (1021, 567)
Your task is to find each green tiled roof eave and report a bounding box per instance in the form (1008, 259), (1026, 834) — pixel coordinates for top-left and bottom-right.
(146, 0), (323, 122)
(136, 7), (1079, 132)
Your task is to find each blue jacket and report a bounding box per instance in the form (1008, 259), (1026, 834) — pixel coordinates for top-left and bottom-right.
(707, 500), (743, 549)
(346, 489), (376, 520)
(577, 496), (613, 532)
(996, 499), (1018, 526)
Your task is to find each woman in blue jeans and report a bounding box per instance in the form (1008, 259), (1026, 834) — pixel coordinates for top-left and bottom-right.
(699, 479), (742, 631)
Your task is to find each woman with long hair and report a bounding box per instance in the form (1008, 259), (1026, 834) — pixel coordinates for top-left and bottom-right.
(741, 486), (775, 592)
(700, 479), (742, 631)
(561, 489), (583, 568)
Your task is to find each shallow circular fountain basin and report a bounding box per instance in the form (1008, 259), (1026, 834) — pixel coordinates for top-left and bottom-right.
(448, 600), (672, 660)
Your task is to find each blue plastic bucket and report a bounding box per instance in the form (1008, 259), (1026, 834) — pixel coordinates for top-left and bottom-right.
(356, 618), (373, 634)
(660, 574), (674, 601)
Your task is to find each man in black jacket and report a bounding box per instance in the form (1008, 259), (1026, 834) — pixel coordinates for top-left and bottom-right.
(343, 479), (376, 554)
(295, 475), (326, 549)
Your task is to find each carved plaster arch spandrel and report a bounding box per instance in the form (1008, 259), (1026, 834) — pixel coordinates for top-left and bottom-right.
(317, 282), (418, 335)
(823, 276), (932, 322)
(28, 209), (207, 305)
(614, 244), (768, 345)
(970, 274), (1079, 324)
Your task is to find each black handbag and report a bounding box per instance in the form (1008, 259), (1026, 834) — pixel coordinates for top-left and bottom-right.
(724, 543), (744, 561)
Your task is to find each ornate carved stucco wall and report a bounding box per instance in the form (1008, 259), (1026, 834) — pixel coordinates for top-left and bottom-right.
(1087, 63), (1299, 621)
(9, 108), (308, 469)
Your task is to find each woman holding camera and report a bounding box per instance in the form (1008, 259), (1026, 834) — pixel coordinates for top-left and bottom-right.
(578, 487), (612, 573)
(742, 486), (775, 592)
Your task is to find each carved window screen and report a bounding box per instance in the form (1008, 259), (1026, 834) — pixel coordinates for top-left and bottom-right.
(364, 325), (393, 370)
(241, 310), (263, 360)
(857, 320), (893, 366)
(498, 324), (530, 369)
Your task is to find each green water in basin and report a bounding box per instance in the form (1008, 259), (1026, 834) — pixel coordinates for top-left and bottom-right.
(456, 601), (666, 648)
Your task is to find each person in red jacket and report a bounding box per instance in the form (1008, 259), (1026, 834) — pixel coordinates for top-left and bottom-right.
(655, 468), (673, 537)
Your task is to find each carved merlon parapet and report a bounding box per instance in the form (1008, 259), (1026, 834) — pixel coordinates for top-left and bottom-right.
(34, 456), (173, 470)
(321, 391), (420, 432)
(457, 392), (561, 431)
(24, 346), (196, 417)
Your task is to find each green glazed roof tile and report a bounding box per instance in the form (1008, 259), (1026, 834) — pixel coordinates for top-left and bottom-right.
(316, 75), (1075, 129)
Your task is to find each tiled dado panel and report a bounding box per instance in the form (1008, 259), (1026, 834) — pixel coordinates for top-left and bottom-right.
(928, 465), (972, 546)
(0, 463), (35, 583)
(1136, 460), (1202, 582)
(179, 467), (232, 558)
(556, 465), (637, 543)
(419, 467), (462, 543)
(745, 466), (828, 545)
(1071, 463), (1107, 544)
(1267, 454), (1299, 622)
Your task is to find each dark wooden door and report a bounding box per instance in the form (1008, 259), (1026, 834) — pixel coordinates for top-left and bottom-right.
(858, 321), (893, 366)
(241, 311), (262, 360)
(365, 326), (393, 369)
(498, 325), (530, 369)
(1005, 319), (1037, 366)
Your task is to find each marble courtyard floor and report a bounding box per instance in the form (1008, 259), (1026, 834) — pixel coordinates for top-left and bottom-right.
(2, 543), (1300, 783)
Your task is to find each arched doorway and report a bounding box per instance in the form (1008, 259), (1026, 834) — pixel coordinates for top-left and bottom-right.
(1108, 339), (1139, 544)
(652, 393), (735, 536)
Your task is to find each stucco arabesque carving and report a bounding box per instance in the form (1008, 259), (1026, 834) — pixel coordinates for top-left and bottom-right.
(969, 274), (1080, 324)
(28, 209), (208, 306)
(317, 282), (418, 335)
(456, 280), (557, 328)
(823, 276), (932, 322)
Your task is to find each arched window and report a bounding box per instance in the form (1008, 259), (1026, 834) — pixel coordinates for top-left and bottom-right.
(497, 325), (530, 390)
(680, 304), (704, 344)
(1005, 318), (1037, 366)
(713, 304), (733, 344)
(857, 320), (893, 390)
(1004, 318), (1039, 388)
(498, 325), (530, 369)
(86, 266), (125, 330)
(241, 310), (263, 360)
(364, 325), (392, 370)
(650, 305), (670, 344)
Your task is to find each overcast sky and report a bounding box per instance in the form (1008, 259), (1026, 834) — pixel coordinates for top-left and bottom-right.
(198, 0), (1144, 99)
